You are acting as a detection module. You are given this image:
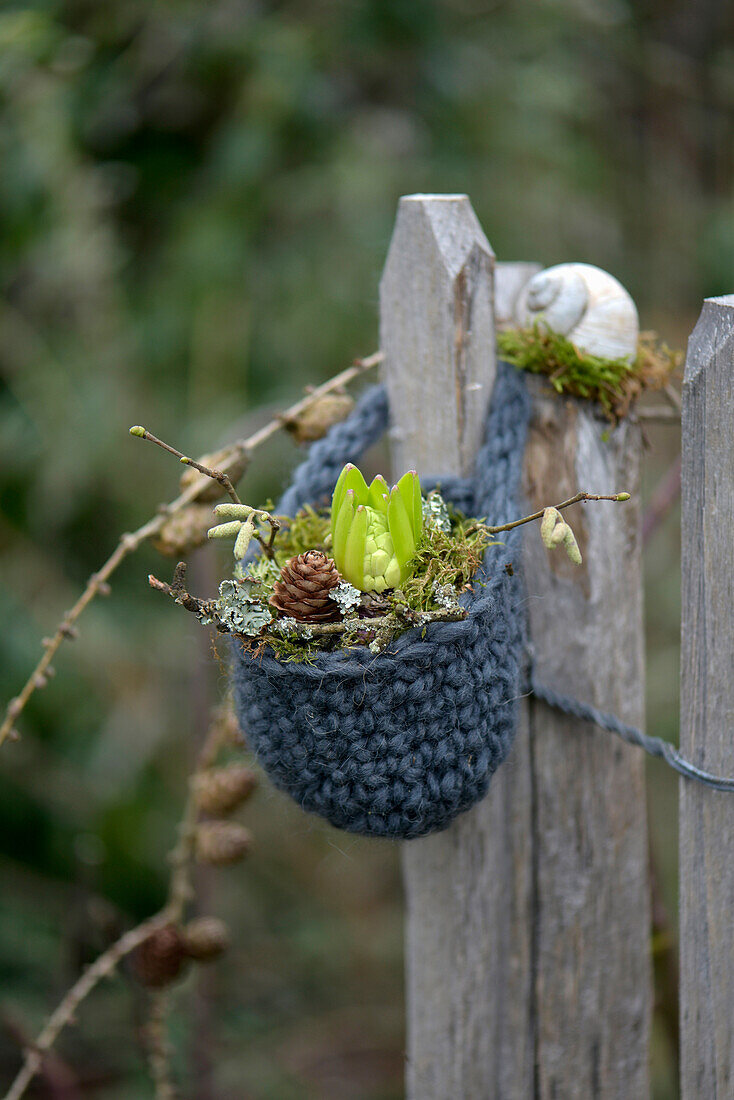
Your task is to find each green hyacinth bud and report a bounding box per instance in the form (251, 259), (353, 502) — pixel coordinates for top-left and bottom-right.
(330, 464), (423, 592)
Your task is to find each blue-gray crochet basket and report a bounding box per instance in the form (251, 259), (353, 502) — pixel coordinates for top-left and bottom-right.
(232, 363), (530, 839)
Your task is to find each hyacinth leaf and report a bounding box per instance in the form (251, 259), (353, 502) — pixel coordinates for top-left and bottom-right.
(368, 474), (390, 514)
(332, 463), (368, 524)
(343, 504), (368, 589)
(396, 469), (422, 541)
(331, 462), (351, 520)
(332, 489), (356, 565)
(387, 488), (415, 569)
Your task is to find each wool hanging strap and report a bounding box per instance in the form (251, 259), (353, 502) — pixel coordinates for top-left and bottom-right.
(526, 661), (734, 793)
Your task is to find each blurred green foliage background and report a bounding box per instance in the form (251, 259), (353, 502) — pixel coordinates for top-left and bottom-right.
(1, 0), (731, 1095)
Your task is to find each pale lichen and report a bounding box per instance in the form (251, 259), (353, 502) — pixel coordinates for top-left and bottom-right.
(329, 580), (362, 615)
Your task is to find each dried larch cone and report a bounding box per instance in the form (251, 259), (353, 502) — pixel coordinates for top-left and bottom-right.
(269, 550), (341, 622)
(195, 821), (252, 866)
(182, 917), (230, 962)
(152, 503), (214, 558)
(209, 705), (244, 750)
(132, 924), (187, 988)
(193, 765), (257, 817)
(283, 393), (355, 444)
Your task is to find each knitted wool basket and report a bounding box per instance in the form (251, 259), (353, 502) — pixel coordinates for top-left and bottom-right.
(232, 363), (531, 839)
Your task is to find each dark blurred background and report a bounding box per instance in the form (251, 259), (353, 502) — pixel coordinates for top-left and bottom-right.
(1, 0), (731, 1096)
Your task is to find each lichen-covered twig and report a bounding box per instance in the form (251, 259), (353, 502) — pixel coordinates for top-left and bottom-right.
(0, 352), (382, 749)
(148, 563), (225, 630)
(147, 563), (467, 640)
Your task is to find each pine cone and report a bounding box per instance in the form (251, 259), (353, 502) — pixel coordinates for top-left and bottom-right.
(132, 924), (186, 988)
(182, 917), (230, 962)
(269, 551), (341, 622)
(193, 765), (257, 817)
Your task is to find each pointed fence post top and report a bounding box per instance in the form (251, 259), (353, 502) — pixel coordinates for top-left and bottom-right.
(383, 193), (493, 280)
(379, 193), (497, 479)
(685, 294), (734, 385)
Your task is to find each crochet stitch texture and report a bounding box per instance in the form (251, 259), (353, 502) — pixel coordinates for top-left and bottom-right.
(232, 363), (531, 839)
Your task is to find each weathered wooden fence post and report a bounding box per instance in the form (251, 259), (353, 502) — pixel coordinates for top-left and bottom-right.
(380, 194), (651, 1098)
(680, 296), (734, 1098)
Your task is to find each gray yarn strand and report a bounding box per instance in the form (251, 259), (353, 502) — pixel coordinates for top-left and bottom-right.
(528, 667), (734, 793)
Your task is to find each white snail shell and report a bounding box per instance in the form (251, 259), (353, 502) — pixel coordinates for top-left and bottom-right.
(514, 262), (639, 361)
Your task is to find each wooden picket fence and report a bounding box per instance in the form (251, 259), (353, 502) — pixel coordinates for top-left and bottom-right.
(378, 194), (734, 1098)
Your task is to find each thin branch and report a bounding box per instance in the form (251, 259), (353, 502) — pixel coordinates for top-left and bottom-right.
(663, 382), (682, 411)
(484, 491), (630, 536)
(3, 913), (172, 1100)
(635, 406), (680, 421)
(0, 352), (382, 749)
(145, 992), (177, 1100)
(129, 426), (242, 505)
(3, 707), (234, 1100)
(642, 455), (681, 548)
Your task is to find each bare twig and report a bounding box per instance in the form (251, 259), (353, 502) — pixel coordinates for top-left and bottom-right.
(636, 406), (680, 421)
(145, 991), (177, 1100)
(642, 455), (681, 547)
(3, 913), (171, 1100)
(3, 706), (238, 1100)
(484, 491), (630, 536)
(664, 382), (682, 411)
(0, 352), (382, 748)
(130, 426), (242, 505)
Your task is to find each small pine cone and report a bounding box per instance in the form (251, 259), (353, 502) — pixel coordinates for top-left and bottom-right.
(195, 821), (252, 866)
(359, 591), (392, 618)
(132, 924), (186, 988)
(182, 917), (230, 962)
(152, 504), (213, 558)
(269, 550), (341, 622)
(193, 765), (257, 817)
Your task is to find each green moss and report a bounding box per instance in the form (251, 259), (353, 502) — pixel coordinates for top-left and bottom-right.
(271, 504), (331, 566)
(399, 506), (496, 612)
(497, 326), (680, 420)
